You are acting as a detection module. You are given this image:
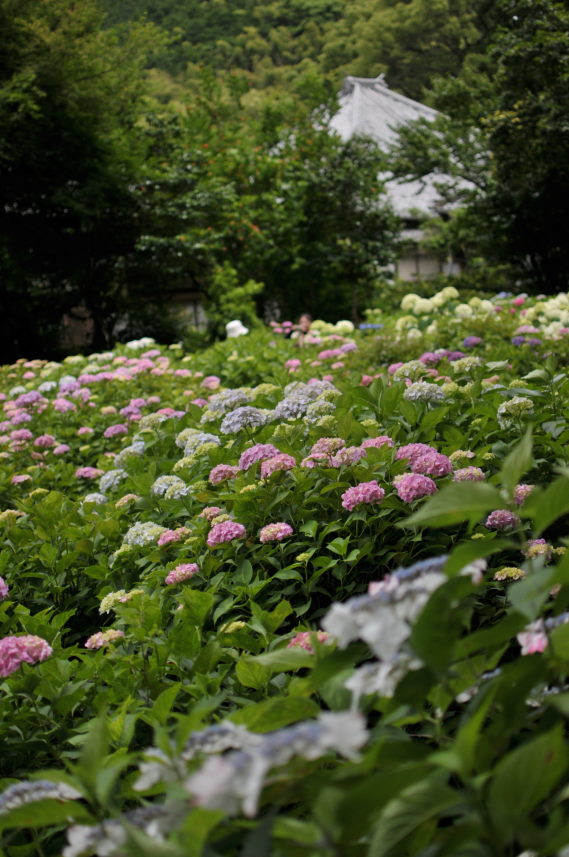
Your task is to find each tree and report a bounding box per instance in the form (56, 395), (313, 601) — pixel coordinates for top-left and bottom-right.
(385, 0), (569, 293)
(0, 0), (162, 359)
(130, 82), (397, 329)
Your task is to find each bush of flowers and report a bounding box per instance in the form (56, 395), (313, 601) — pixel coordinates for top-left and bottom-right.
(0, 292), (569, 856)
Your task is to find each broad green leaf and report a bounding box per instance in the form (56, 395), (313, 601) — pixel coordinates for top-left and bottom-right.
(0, 798), (92, 831)
(179, 589), (214, 626)
(488, 726), (569, 844)
(368, 776), (461, 857)
(253, 647), (314, 672)
(499, 429), (533, 494)
(445, 538), (513, 577)
(509, 567), (558, 621)
(550, 623), (569, 660)
(230, 696), (319, 732)
(521, 476), (569, 535)
(236, 658), (270, 689)
(399, 483), (502, 529)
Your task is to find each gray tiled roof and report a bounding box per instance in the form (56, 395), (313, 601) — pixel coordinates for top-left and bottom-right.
(330, 75), (449, 218)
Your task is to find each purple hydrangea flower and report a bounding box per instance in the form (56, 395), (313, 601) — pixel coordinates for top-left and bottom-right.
(485, 509), (520, 531)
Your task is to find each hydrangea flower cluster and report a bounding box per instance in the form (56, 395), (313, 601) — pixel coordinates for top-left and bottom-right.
(329, 446), (366, 467)
(0, 635), (53, 677)
(394, 473), (438, 502)
(497, 396), (535, 428)
(287, 631), (331, 652)
(123, 521), (167, 547)
(259, 522), (293, 543)
(453, 466), (485, 481)
(485, 510), (520, 531)
(341, 480), (385, 511)
(207, 521), (246, 548)
(410, 451), (452, 477)
(239, 444), (281, 470)
(165, 563), (199, 584)
(84, 629), (125, 649)
(403, 382), (446, 403)
(151, 475), (189, 499)
(260, 454), (296, 478)
(220, 406), (270, 434)
(209, 464), (240, 485)
(157, 527), (190, 547)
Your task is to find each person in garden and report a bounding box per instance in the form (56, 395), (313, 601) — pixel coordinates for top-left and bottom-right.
(290, 313), (312, 345)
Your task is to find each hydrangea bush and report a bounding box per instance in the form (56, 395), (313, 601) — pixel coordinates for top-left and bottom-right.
(0, 293), (569, 856)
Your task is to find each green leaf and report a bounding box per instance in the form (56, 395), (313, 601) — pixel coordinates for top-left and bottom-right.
(488, 726), (569, 844)
(521, 476), (569, 535)
(236, 658), (270, 689)
(149, 683), (182, 725)
(230, 696), (319, 732)
(445, 538), (513, 577)
(252, 647), (314, 672)
(550, 623), (569, 660)
(251, 600), (292, 633)
(0, 798), (92, 831)
(368, 776), (461, 857)
(180, 589), (214, 626)
(499, 429), (533, 494)
(399, 483), (502, 529)
(509, 567), (558, 621)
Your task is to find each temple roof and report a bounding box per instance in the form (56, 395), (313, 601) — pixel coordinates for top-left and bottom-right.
(330, 75), (446, 218)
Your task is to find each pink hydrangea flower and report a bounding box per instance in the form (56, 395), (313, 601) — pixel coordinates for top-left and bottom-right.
(517, 621), (548, 655)
(199, 506), (223, 521)
(361, 375), (374, 386)
(395, 443), (438, 466)
(165, 563), (200, 584)
(411, 451), (452, 478)
(310, 437), (345, 457)
(341, 480), (385, 511)
(285, 359), (302, 370)
(287, 631), (330, 653)
(201, 376), (221, 390)
(10, 429), (33, 442)
(85, 629), (125, 649)
(0, 577), (8, 599)
(394, 473), (438, 502)
(53, 444), (70, 455)
(260, 454), (296, 478)
(34, 434), (55, 448)
(329, 446), (366, 467)
(11, 474), (31, 484)
(207, 521), (246, 547)
(157, 527), (190, 547)
(77, 426), (94, 436)
(75, 467), (104, 479)
(331, 361), (345, 369)
(239, 444), (281, 471)
(485, 509), (520, 531)
(514, 483), (534, 505)
(0, 635), (52, 678)
(103, 424), (128, 439)
(361, 435), (394, 449)
(259, 522), (294, 543)
(191, 398), (208, 407)
(53, 398), (76, 413)
(208, 464), (240, 485)
(453, 467), (485, 482)
(388, 362), (404, 375)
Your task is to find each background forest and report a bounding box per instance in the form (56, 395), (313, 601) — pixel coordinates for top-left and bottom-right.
(1, 0), (568, 359)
